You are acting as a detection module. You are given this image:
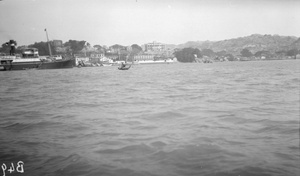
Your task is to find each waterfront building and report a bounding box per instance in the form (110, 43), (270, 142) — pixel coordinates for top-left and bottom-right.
(133, 54), (155, 61)
(143, 41), (176, 58)
(145, 41), (165, 52)
(90, 53), (104, 63)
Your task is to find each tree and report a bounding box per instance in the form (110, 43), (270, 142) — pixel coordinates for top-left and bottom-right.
(216, 50), (227, 57)
(286, 49), (299, 57)
(1, 40), (18, 54)
(225, 53), (235, 61)
(1, 42), (10, 53)
(275, 50), (286, 55)
(254, 50), (271, 58)
(201, 48), (215, 57)
(64, 40), (86, 54)
(93, 45), (102, 50)
(240, 48), (253, 57)
(128, 44), (142, 61)
(110, 44), (125, 50)
(29, 41), (57, 56)
(131, 44), (142, 52)
(174, 48), (202, 62)
(93, 45), (105, 53)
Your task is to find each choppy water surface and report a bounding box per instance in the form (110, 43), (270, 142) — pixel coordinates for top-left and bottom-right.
(0, 60), (299, 176)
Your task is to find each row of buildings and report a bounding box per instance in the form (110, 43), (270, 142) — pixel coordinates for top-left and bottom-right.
(61, 41), (177, 66)
(65, 41), (176, 65)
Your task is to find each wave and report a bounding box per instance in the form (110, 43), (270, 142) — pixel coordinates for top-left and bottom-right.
(3, 121), (62, 131)
(0, 61), (299, 176)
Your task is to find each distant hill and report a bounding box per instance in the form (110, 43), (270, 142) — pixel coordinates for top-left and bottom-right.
(177, 34), (299, 56)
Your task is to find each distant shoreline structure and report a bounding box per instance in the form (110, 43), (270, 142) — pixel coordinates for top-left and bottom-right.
(1, 34), (299, 64)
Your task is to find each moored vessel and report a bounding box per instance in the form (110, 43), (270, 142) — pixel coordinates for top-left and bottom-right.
(0, 48), (74, 71)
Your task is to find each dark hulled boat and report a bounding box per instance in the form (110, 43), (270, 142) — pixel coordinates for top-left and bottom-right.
(0, 48), (74, 71)
(118, 64), (131, 70)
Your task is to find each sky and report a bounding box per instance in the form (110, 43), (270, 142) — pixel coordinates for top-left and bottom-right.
(0, 0), (300, 47)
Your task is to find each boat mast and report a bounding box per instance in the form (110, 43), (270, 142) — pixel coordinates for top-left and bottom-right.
(45, 28), (52, 56)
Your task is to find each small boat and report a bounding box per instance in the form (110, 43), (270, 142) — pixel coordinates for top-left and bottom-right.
(118, 63), (131, 70)
(117, 50), (132, 70)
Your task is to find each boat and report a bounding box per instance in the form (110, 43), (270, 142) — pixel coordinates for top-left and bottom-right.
(117, 49), (132, 70)
(0, 48), (74, 71)
(0, 30), (74, 71)
(118, 64), (131, 70)
(75, 55), (101, 67)
(99, 56), (114, 67)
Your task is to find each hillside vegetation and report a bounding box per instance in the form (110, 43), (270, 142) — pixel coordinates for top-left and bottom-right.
(177, 34), (300, 57)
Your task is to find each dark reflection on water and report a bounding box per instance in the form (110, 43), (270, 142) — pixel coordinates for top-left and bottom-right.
(0, 60), (299, 176)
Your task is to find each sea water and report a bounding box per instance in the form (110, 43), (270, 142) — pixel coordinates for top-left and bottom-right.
(0, 60), (299, 176)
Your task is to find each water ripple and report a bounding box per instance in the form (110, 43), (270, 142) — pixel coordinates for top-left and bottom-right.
(0, 60), (299, 176)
